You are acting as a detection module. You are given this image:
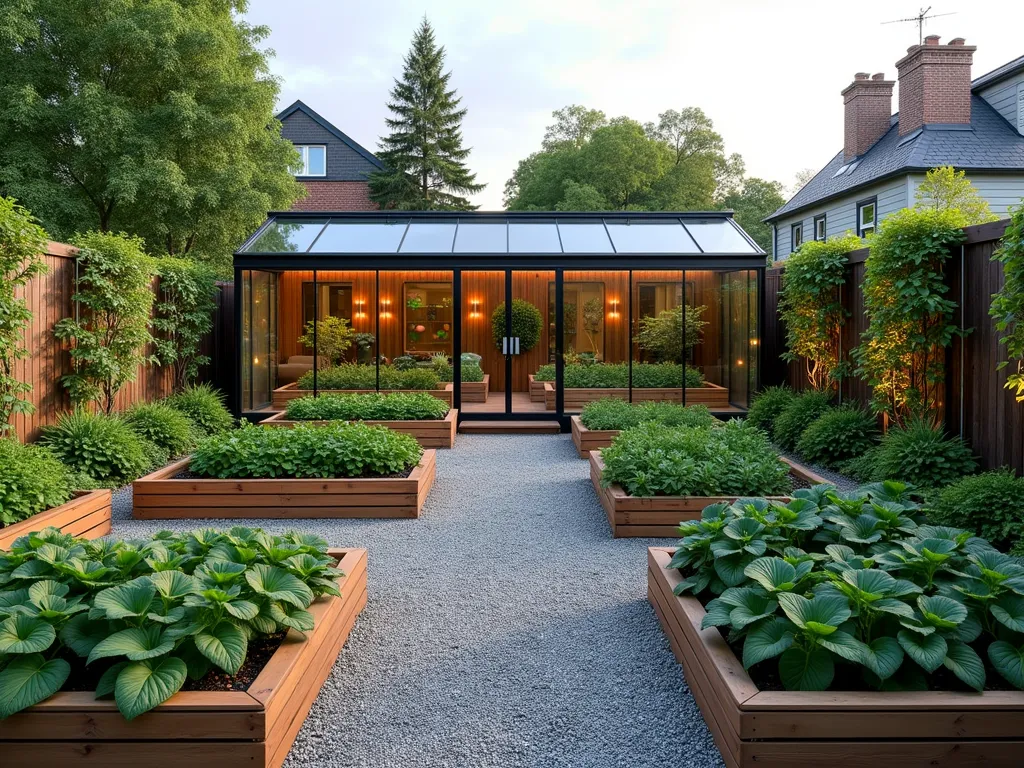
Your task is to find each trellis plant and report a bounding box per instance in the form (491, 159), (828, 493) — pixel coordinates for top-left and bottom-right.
(990, 205), (1024, 401)
(0, 527), (343, 720)
(152, 258), (219, 391)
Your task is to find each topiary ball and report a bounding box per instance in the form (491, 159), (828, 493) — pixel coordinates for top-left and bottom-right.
(492, 299), (542, 352)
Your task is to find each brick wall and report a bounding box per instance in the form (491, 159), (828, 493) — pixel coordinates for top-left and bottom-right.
(843, 73), (894, 161)
(291, 181), (378, 211)
(896, 36), (976, 135)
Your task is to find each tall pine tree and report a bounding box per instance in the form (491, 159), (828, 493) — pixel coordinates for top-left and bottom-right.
(369, 18), (484, 210)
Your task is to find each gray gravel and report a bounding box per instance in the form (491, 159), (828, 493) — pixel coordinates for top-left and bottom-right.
(110, 435), (723, 768)
(775, 447), (859, 491)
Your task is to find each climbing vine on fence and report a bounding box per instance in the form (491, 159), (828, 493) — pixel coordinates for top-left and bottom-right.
(153, 257), (219, 391)
(990, 204), (1024, 401)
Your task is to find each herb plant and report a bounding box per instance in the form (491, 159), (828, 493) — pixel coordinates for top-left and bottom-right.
(745, 386), (796, 438)
(40, 410), (156, 487)
(772, 390), (833, 450)
(795, 406), (879, 469)
(297, 364), (441, 392)
(0, 440), (75, 527)
(579, 399), (715, 431)
(285, 392), (449, 422)
(164, 384), (234, 435)
(534, 362), (704, 389)
(124, 402), (201, 457)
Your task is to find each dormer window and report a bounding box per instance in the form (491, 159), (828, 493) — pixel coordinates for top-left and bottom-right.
(293, 145), (326, 177)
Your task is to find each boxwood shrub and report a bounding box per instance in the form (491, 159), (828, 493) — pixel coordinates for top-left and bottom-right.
(285, 392), (449, 422)
(579, 399), (715, 431)
(534, 362), (704, 389)
(600, 420), (791, 498)
(842, 419), (977, 490)
(165, 383), (233, 435)
(191, 421), (422, 479)
(927, 469), (1024, 551)
(0, 526), (343, 720)
(795, 406), (879, 468)
(435, 360), (485, 383)
(298, 364), (441, 391)
(772, 390), (834, 450)
(0, 440), (76, 527)
(124, 402), (201, 457)
(669, 482), (1024, 693)
(40, 410), (157, 486)
(745, 386), (796, 437)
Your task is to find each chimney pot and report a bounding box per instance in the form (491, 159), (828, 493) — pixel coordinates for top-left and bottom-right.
(896, 34), (976, 135)
(872, 72), (885, 80)
(949, 37), (965, 46)
(925, 35), (940, 45)
(855, 72), (870, 80)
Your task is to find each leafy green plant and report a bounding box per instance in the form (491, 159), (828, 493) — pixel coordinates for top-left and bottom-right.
(434, 355), (485, 383)
(53, 232), (157, 414)
(152, 258), (218, 391)
(297, 316), (354, 369)
(190, 421), (422, 479)
(914, 166), (999, 225)
(600, 420), (790, 498)
(392, 355), (418, 371)
(634, 304), (708, 364)
(745, 386), (796, 438)
(0, 440), (75, 526)
(778, 234), (860, 391)
(670, 482), (1024, 692)
(772, 390), (833, 450)
(796, 406), (879, 468)
(928, 470), (1024, 551)
(492, 299), (542, 352)
(579, 399), (715, 431)
(991, 205), (1024, 401)
(39, 410), (156, 487)
(533, 362), (704, 389)
(0, 526), (343, 720)
(581, 296), (603, 354)
(123, 402), (201, 457)
(297, 364), (441, 392)
(164, 384), (233, 436)
(285, 393), (449, 422)
(0, 197), (48, 435)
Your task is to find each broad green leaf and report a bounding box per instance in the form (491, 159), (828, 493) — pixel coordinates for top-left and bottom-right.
(743, 617), (794, 668)
(897, 630), (947, 673)
(818, 630), (868, 664)
(28, 580), (69, 604)
(873, 598), (916, 619)
(224, 600), (260, 621)
(943, 642), (985, 692)
(269, 602), (315, 633)
(88, 626), (175, 665)
(196, 560), (247, 586)
(177, 640), (212, 681)
(700, 599), (733, 630)
(93, 579), (156, 620)
(723, 589), (778, 629)
(195, 622), (247, 675)
(244, 564), (313, 608)
(0, 615), (56, 654)
(148, 571), (197, 600)
(714, 553), (755, 588)
(991, 596), (1024, 634)
(956, 612), (984, 643)
(744, 558), (797, 593)
(988, 641), (1024, 690)
(114, 657), (187, 721)
(777, 592), (851, 635)
(863, 637), (904, 681)
(0, 654), (70, 718)
(918, 595), (967, 629)
(95, 661), (129, 699)
(59, 614), (110, 658)
(779, 646), (834, 691)
(146, 605), (186, 625)
(842, 569), (897, 597)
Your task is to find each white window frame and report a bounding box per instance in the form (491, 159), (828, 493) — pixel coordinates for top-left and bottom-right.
(293, 145), (327, 177)
(857, 199), (877, 237)
(791, 223), (803, 252)
(814, 215), (826, 242)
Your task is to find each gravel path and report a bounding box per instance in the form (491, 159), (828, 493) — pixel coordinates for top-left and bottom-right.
(110, 435), (723, 768)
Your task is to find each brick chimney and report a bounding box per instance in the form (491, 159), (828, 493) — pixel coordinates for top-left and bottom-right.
(895, 35), (976, 136)
(842, 72), (894, 161)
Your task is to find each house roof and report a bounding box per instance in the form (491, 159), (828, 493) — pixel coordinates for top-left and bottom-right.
(275, 100), (384, 170)
(972, 54), (1024, 90)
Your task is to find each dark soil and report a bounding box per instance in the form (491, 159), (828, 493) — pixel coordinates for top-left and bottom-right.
(787, 472), (812, 491)
(173, 467), (413, 481)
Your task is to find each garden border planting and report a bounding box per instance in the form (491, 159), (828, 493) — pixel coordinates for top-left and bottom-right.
(132, 453), (436, 520)
(0, 548), (368, 768)
(646, 546), (1024, 767)
(271, 381), (454, 409)
(544, 382), (730, 411)
(0, 489), (112, 550)
(260, 409), (457, 449)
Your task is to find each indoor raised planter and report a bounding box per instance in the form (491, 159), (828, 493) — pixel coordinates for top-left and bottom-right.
(133, 452), (436, 520)
(459, 374), (489, 403)
(261, 408), (457, 449)
(271, 381), (454, 410)
(543, 382), (730, 411)
(0, 547), (367, 768)
(528, 374), (546, 403)
(647, 547), (1024, 768)
(0, 489), (112, 550)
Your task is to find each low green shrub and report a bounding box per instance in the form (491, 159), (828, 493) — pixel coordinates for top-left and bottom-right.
(191, 421), (422, 479)
(0, 440), (75, 526)
(745, 386), (796, 437)
(534, 362), (704, 389)
(842, 419), (977, 489)
(772, 390), (834, 450)
(285, 393), (449, 421)
(579, 399), (715, 431)
(40, 410), (155, 486)
(928, 469), (1024, 551)
(600, 420), (790, 498)
(165, 383), (233, 435)
(298, 364), (441, 391)
(434, 359), (485, 383)
(796, 406), (879, 468)
(124, 402), (201, 457)
(0, 526), (343, 720)
(669, 483), (1024, 692)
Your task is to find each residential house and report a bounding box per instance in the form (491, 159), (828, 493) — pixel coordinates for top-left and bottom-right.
(766, 38), (1024, 260)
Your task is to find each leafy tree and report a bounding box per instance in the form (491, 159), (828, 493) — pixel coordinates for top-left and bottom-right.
(914, 166), (998, 225)
(54, 232), (157, 414)
(152, 258), (218, 391)
(297, 316), (355, 368)
(790, 167), (817, 196)
(0, 0), (302, 273)
(543, 105), (607, 151)
(990, 204), (1024, 400)
(634, 305), (708, 363)
(722, 178), (787, 253)
(0, 197), (47, 434)
(369, 18), (484, 210)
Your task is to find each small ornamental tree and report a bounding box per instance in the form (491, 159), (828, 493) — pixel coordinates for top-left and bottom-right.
(914, 166), (999, 225)
(0, 197), (48, 434)
(852, 208), (967, 426)
(634, 304), (708, 364)
(990, 204), (1024, 400)
(54, 232), (157, 413)
(152, 257), (218, 391)
(297, 316), (355, 368)
(778, 234), (861, 391)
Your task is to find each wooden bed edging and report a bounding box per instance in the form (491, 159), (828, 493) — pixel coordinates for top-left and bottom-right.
(132, 452), (436, 520)
(0, 548), (368, 768)
(271, 381), (454, 410)
(543, 382), (730, 411)
(570, 415), (619, 459)
(647, 547), (1024, 768)
(0, 489), (112, 550)
(261, 409), (457, 449)
(459, 374), (489, 403)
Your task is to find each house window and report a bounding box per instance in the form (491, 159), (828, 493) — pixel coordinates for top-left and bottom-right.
(857, 199), (877, 237)
(293, 145), (326, 177)
(302, 282), (352, 328)
(790, 223), (803, 252)
(813, 215), (826, 242)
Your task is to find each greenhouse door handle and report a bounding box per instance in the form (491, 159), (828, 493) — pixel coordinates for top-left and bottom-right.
(502, 337), (509, 355)
(513, 337), (521, 355)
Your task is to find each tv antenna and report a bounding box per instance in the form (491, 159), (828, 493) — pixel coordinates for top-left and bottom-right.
(882, 7), (957, 45)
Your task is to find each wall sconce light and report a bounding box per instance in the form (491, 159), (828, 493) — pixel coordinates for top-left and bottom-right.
(253, 356), (260, 365)
(380, 298), (392, 319)
(470, 299), (481, 319)
(608, 298), (620, 319)
(736, 359), (744, 367)
(355, 299), (366, 319)
(749, 338), (759, 347)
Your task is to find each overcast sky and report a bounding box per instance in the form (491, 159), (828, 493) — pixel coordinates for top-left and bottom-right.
(244, 0), (1022, 210)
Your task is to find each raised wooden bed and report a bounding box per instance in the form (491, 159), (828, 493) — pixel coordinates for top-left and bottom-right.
(271, 381), (454, 410)
(647, 546), (1024, 767)
(543, 382), (730, 410)
(133, 452), (436, 520)
(0, 489), (112, 550)
(0, 547), (367, 768)
(459, 374), (489, 403)
(570, 415), (619, 459)
(260, 409), (457, 449)
(528, 374), (546, 403)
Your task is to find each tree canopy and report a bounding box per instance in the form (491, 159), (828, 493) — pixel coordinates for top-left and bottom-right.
(914, 166), (999, 225)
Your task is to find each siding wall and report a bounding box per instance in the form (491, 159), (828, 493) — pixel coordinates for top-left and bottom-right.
(279, 111), (379, 182)
(977, 71), (1024, 133)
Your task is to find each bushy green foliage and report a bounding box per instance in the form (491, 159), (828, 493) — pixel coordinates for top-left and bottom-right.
(772, 390), (833, 450)
(40, 411), (155, 486)
(285, 393), (449, 422)
(796, 406), (879, 468)
(433, 354), (485, 383)
(492, 299), (542, 352)
(533, 362), (704, 389)
(297, 364), (442, 392)
(152, 258), (218, 390)
(745, 387), (796, 437)
(191, 422), (422, 480)
(928, 470), (1024, 551)
(124, 403), (201, 457)
(990, 205), (1024, 401)
(914, 166), (999, 225)
(0, 527), (342, 720)
(297, 316), (354, 369)
(579, 399), (715, 431)
(601, 421), (790, 498)
(842, 419), (977, 490)
(668, 482), (1024, 692)
(164, 384), (233, 436)
(0, 440), (75, 526)
(633, 304), (708, 363)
